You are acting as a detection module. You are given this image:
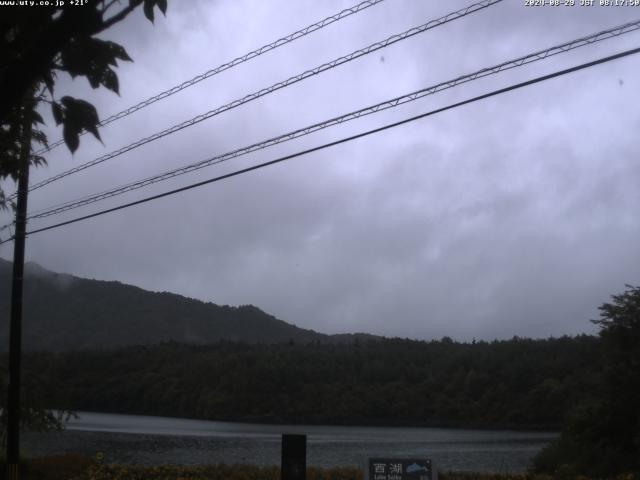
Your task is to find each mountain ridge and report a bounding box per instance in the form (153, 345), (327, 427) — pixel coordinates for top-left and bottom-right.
(0, 258), (379, 351)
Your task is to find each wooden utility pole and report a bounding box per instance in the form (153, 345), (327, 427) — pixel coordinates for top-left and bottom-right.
(6, 103), (32, 480)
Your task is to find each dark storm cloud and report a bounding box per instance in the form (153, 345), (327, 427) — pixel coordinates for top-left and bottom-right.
(2, 0), (639, 340)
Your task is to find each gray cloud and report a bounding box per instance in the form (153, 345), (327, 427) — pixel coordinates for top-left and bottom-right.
(2, 0), (639, 340)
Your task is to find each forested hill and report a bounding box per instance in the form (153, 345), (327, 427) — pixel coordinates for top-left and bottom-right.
(20, 336), (602, 430)
(0, 259), (376, 351)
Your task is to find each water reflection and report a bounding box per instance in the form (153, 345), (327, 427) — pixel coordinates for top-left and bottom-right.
(23, 412), (558, 472)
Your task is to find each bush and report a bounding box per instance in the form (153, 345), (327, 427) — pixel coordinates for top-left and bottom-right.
(0, 453), (96, 480)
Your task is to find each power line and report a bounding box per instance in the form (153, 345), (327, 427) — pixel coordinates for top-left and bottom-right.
(3, 45), (637, 245)
(21, 0), (502, 196)
(32, 0), (388, 157)
(23, 18), (640, 221)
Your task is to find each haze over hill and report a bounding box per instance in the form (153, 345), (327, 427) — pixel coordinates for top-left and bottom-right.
(0, 259), (377, 351)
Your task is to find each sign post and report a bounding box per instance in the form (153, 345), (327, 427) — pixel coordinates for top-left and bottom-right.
(281, 434), (306, 480)
(368, 458), (436, 480)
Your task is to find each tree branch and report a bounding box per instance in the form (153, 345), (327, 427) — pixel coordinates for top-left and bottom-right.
(101, 2), (140, 31)
(101, 0), (122, 15)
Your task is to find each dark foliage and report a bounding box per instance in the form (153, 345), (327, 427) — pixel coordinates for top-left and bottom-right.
(0, 0), (168, 209)
(533, 285), (640, 476)
(0, 353), (74, 447)
(12, 335), (601, 430)
(0, 453), (95, 480)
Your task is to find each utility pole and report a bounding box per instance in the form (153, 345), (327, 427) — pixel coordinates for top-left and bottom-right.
(6, 102), (32, 480)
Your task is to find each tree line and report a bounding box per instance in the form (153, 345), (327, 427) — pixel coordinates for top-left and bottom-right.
(10, 335), (601, 431)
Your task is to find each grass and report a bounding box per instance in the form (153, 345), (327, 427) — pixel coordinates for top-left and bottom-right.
(0, 455), (637, 480)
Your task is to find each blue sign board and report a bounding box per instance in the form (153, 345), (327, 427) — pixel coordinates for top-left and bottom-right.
(368, 458), (434, 480)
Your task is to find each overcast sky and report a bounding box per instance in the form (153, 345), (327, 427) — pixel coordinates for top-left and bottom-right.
(2, 0), (639, 341)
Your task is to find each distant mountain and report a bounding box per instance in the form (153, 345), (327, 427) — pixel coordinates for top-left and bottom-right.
(0, 259), (378, 351)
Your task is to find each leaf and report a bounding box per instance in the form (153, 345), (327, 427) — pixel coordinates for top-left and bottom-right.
(143, 0), (154, 22)
(108, 42), (132, 62)
(42, 72), (55, 95)
(157, 0), (167, 15)
(101, 68), (119, 95)
(104, 53), (118, 67)
(84, 121), (102, 142)
(32, 129), (48, 147)
(61, 97), (100, 125)
(63, 124), (80, 153)
(59, 39), (94, 77)
(30, 155), (48, 168)
(31, 111), (45, 125)
(60, 96), (102, 146)
(59, 96), (74, 108)
(87, 71), (102, 89)
(52, 102), (63, 125)
(60, 38), (123, 80)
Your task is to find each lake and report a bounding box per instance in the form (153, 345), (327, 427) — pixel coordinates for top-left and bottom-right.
(23, 412), (557, 472)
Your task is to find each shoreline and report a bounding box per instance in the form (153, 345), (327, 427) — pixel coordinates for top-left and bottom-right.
(63, 410), (562, 435)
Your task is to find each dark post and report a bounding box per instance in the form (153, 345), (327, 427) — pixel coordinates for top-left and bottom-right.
(6, 103), (32, 480)
(281, 434), (306, 480)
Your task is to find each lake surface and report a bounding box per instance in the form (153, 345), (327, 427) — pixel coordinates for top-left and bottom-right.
(23, 412), (557, 472)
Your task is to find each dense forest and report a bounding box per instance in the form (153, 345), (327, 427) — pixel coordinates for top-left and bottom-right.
(12, 335), (601, 430)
